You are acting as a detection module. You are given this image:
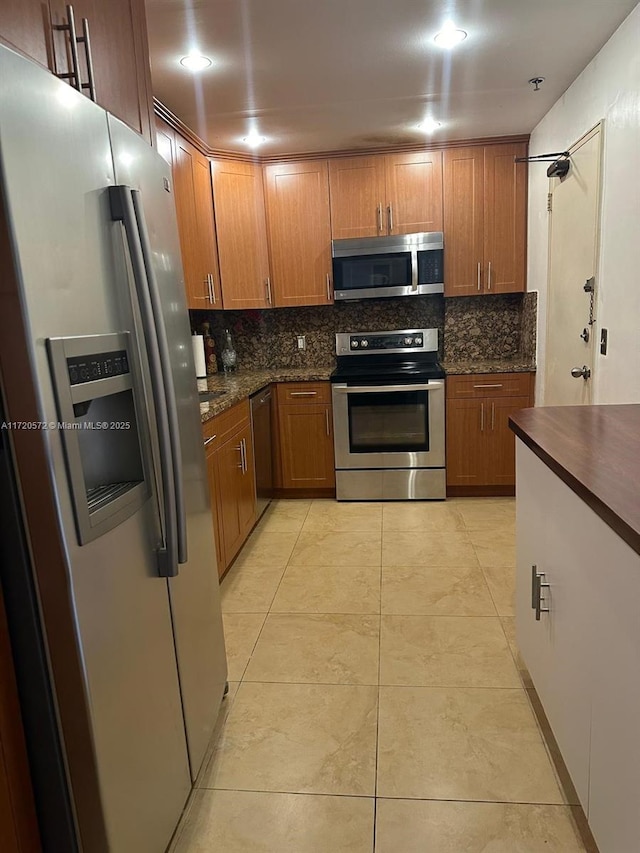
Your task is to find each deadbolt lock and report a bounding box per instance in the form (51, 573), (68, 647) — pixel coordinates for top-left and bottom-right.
(580, 327), (590, 343)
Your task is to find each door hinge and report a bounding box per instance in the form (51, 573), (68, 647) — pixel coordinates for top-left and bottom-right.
(547, 192), (553, 212)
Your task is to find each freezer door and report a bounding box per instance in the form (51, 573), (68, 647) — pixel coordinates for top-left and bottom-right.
(109, 116), (228, 780)
(0, 46), (191, 852)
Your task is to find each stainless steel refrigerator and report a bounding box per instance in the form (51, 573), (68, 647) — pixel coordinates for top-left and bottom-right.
(0, 45), (227, 852)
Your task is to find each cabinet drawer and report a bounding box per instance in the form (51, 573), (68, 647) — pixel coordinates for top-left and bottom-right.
(277, 382), (331, 404)
(446, 373), (532, 400)
(202, 398), (250, 450)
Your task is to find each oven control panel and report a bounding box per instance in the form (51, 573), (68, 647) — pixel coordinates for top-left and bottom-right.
(336, 328), (437, 356)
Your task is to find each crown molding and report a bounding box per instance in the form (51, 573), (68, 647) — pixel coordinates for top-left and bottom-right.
(154, 100), (529, 164)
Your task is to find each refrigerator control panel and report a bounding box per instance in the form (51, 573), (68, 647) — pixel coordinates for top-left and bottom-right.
(67, 350), (130, 385)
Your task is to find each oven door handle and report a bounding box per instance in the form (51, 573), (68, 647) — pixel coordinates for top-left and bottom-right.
(333, 382), (444, 394)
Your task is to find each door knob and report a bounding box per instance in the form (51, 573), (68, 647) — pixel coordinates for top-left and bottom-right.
(571, 365), (591, 379)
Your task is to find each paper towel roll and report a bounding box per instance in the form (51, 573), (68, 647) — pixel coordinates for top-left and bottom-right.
(192, 335), (206, 378)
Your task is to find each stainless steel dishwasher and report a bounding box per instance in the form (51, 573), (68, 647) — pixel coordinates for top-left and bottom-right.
(250, 386), (273, 518)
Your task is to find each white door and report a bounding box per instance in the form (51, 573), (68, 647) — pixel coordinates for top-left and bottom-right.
(544, 124), (602, 406)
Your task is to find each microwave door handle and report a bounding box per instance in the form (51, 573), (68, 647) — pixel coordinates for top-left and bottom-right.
(411, 249), (419, 290)
(109, 186), (183, 577)
(333, 382), (444, 394)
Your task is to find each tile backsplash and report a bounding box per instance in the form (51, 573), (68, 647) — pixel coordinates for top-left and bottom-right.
(192, 292), (537, 370)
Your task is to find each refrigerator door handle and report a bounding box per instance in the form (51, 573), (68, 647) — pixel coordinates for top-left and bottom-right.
(109, 185), (186, 576)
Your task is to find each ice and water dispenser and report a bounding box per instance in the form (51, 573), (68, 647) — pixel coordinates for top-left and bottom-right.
(47, 332), (151, 544)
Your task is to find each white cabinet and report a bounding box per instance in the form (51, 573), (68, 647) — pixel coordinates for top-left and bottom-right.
(516, 441), (640, 852)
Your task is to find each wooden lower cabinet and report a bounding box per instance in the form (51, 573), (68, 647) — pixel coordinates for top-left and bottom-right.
(203, 401), (256, 577)
(446, 373), (533, 492)
(275, 383), (335, 491)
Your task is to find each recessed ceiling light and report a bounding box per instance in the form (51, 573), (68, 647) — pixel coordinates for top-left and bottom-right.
(434, 21), (467, 49)
(418, 118), (442, 134)
(242, 131), (267, 148)
(179, 53), (212, 72)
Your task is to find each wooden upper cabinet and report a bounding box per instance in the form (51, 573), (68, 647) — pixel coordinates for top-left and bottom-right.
(264, 160), (333, 307)
(328, 156), (386, 239)
(172, 133), (207, 308)
(444, 143), (527, 296)
(210, 159), (271, 310)
(192, 151), (222, 308)
(49, 0), (154, 143)
(156, 119), (220, 310)
(0, 0), (52, 68)
(483, 142), (527, 294)
(329, 151), (444, 240)
(385, 150), (443, 235)
(443, 147), (485, 297)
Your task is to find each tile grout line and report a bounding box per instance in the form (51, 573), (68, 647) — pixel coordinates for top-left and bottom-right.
(228, 500), (314, 684)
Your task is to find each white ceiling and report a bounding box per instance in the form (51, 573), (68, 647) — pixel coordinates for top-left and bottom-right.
(145, 0), (637, 155)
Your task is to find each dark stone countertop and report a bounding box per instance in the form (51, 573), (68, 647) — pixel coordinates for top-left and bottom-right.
(199, 367), (334, 422)
(443, 359), (536, 375)
(510, 405), (640, 557)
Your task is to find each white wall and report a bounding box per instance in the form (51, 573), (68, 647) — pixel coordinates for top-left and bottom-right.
(528, 4), (640, 405)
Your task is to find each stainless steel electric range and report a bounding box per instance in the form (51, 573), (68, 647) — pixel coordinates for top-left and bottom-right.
(330, 328), (446, 500)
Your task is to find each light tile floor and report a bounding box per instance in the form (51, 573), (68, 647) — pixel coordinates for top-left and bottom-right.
(171, 498), (595, 852)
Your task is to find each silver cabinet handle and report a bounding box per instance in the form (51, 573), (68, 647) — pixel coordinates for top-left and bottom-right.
(325, 408), (330, 436)
(78, 15), (96, 102)
(377, 203), (383, 234)
(333, 382), (444, 394)
(236, 442), (244, 470)
(290, 391), (318, 397)
(480, 402), (485, 432)
(265, 277), (272, 305)
(491, 401), (495, 430)
(326, 272), (332, 302)
(206, 274), (213, 304)
(242, 438), (248, 473)
(534, 569), (550, 621)
(387, 204), (394, 233)
(203, 434), (217, 446)
(473, 383), (503, 389)
(487, 261), (492, 291)
(477, 261), (481, 291)
(53, 4), (81, 91)
(209, 273), (218, 305)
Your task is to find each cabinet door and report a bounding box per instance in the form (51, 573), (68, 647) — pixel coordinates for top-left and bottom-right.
(210, 160), (270, 309)
(173, 135), (208, 309)
(279, 404), (335, 489)
(264, 161), (333, 307)
(385, 150), (443, 235)
(49, 0), (154, 143)
(483, 143), (527, 294)
(443, 147), (484, 296)
(0, 0), (51, 68)
(193, 149), (222, 309)
(205, 442), (224, 577)
(215, 433), (246, 567)
(484, 396), (530, 486)
(328, 156), (386, 239)
(515, 443), (595, 811)
(445, 398), (486, 486)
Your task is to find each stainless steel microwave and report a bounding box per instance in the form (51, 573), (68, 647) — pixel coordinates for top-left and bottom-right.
(331, 232), (444, 301)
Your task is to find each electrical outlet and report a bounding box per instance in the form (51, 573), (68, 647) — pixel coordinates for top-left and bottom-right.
(296, 335), (306, 351)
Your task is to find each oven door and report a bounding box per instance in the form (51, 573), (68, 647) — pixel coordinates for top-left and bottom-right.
(332, 381), (445, 470)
